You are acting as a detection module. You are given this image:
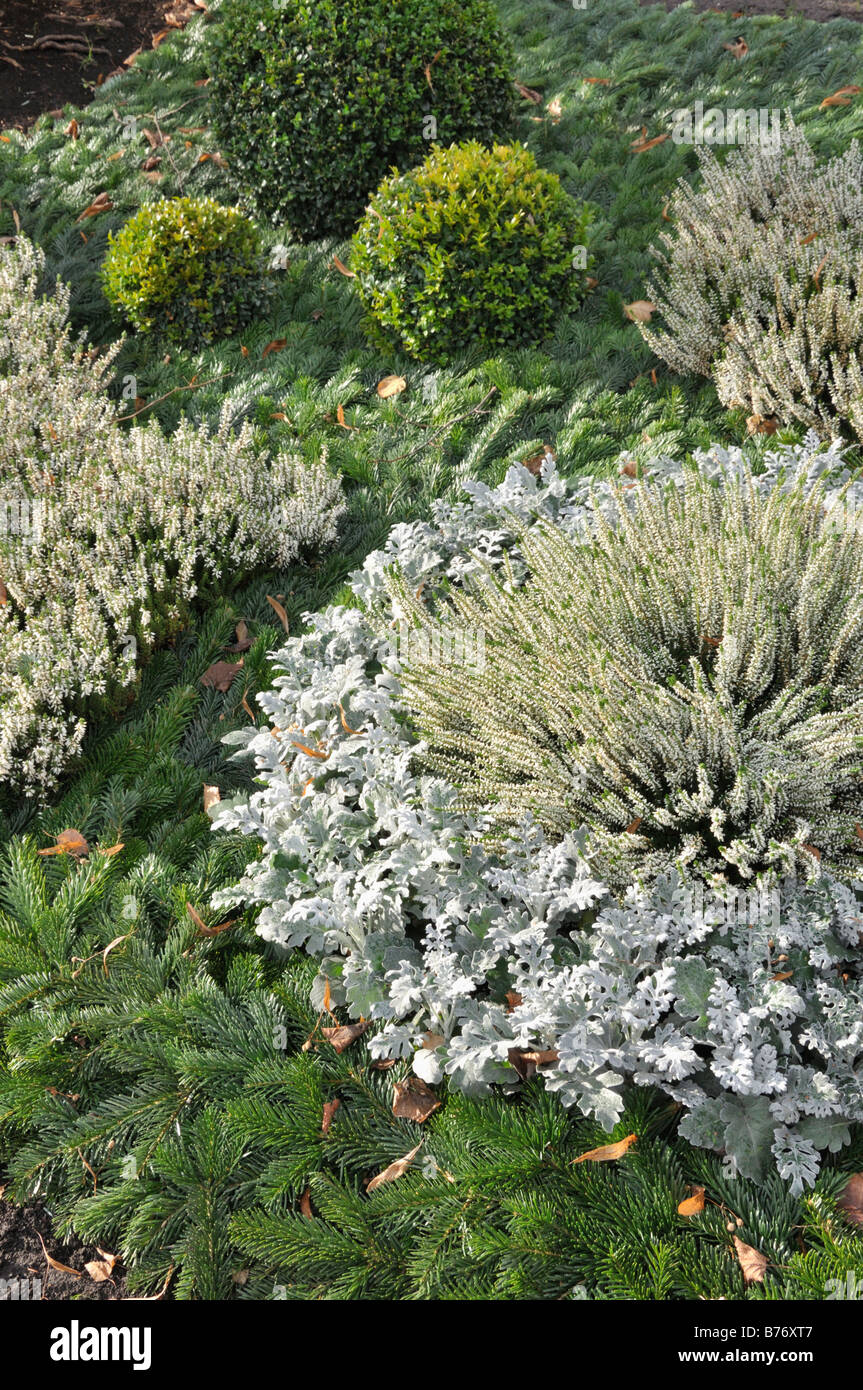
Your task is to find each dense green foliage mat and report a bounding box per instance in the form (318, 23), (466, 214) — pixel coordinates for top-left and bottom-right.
(2, 0), (863, 1298)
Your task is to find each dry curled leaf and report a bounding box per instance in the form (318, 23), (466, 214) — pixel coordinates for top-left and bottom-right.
(336, 403), (358, 430)
(625, 816), (643, 833)
(723, 36), (749, 59)
(678, 1185), (706, 1216)
(76, 191), (113, 222)
(322, 1021), (370, 1053)
(203, 785), (221, 813)
(38, 1234), (81, 1278)
(837, 1173), (863, 1227)
(38, 828), (89, 858)
(392, 1076), (441, 1123)
(820, 84), (861, 108)
(200, 658), (243, 692)
(507, 1047), (560, 1081)
(226, 619), (252, 653)
(339, 702), (364, 736)
(85, 1248), (118, 1283)
(265, 593), (290, 634)
(514, 81), (543, 103)
(332, 255), (356, 278)
(377, 374), (407, 399)
(573, 1133), (637, 1164)
(746, 414), (778, 435)
(623, 300), (657, 324)
(733, 1235), (768, 1285)
(367, 1142), (423, 1192)
(523, 444), (556, 476)
(321, 1098), (341, 1134)
(629, 131), (669, 153)
(299, 1187), (313, 1218)
(261, 338), (287, 359)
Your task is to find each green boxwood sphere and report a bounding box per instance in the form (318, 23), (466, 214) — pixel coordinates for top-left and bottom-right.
(206, 0), (515, 241)
(102, 196), (268, 346)
(351, 142), (596, 364)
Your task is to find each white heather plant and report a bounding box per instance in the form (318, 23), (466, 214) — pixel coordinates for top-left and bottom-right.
(212, 438), (863, 1192)
(641, 122), (863, 441)
(0, 237), (344, 796)
(392, 464), (863, 888)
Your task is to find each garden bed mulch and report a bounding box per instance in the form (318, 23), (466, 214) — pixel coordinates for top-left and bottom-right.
(0, 0), (192, 132)
(644, 0), (863, 20)
(0, 1187), (129, 1300)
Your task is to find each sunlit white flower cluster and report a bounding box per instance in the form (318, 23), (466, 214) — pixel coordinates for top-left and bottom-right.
(642, 121), (863, 441)
(0, 237), (344, 795)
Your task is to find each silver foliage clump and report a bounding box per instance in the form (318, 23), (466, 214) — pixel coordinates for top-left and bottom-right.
(213, 440), (863, 1192)
(641, 121), (863, 441)
(0, 237), (344, 795)
(393, 465), (863, 887)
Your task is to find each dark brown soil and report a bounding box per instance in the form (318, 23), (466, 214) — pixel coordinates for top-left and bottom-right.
(0, 1188), (128, 1300)
(643, 0), (863, 21)
(0, 0), (186, 133)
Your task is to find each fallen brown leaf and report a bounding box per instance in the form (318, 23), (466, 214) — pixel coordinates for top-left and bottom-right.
(746, 414), (778, 435)
(514, 81), (543, 103)
(200, 658), (243, 692)
(38, 1234), (82, 1278)
(820, 84), (861, 108)
(678, 1185), (706, 1216)
(507, 1047), (560, 1081)
(336, 403), (358, 430)
(38, 829), (89, 858)
(837, 1172), (863, 1227)
(392, 1076), (441, 1123)
(85, 1247), (118, 1283)
(322, 1021), (370, 1053)
(377, 374), (407, 399)
(261, 338), (287, 359)
(623, 300), (657, 323)
(332, 255), (356, 278)
(226, 619), (252, 653)
(733, 1235), (768, 1285)
(76, 192), (113, 222)
(573, 1133), (637, 1164)
(203, 785), (221, 813)
(367, 1142), (423, 1192)
(321, 1098), (341, 1134)
(266, 594), (290, 634)
(299, 1187), (313, 1218)
(630, 132), (669, 153)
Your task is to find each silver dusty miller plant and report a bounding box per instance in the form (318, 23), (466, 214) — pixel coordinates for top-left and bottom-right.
(641, 121), (863, 442)
(0, 236), (344, 795)
(213, 439), (863, 1192)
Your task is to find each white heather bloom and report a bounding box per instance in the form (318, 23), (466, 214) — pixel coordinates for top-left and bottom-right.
(0, 237), (344, 796)
(641, 119), (863, 442)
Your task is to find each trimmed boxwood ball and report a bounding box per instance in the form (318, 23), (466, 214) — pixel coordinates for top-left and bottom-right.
(102, 196), (269, 346)
(351, 141), (596, 363)
(206, 0), (515, 241)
